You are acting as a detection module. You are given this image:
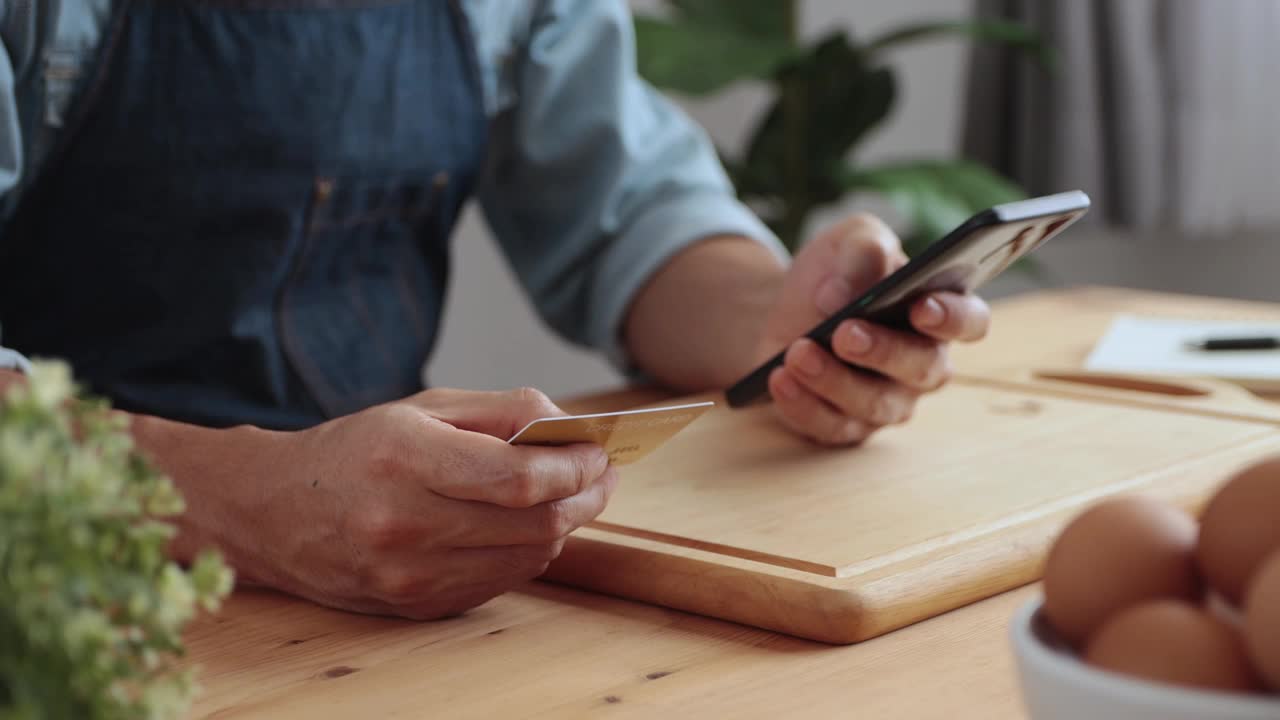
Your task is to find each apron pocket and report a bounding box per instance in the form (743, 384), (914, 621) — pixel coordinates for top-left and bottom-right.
(279, 173), (451, 418)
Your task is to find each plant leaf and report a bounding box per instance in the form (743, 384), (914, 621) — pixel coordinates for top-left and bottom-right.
(864, 19), (1057, 71)
(842, 159), (1026, 254)
(634, 17), (797, 95)
(668, 0), (796, 43)
(742, 34), (895, 200)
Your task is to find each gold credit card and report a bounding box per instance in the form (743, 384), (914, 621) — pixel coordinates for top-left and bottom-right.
(506, 401), (715, 465)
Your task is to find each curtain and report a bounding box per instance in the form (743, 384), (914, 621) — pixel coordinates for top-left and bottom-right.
(963, 0), (1280, 235)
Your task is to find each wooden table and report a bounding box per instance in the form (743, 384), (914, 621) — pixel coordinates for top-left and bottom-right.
(183, 287), (1280, 719)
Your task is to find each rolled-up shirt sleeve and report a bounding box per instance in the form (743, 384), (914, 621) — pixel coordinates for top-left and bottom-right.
(475, 0), (787, 369)
(0, 346), (31, 373)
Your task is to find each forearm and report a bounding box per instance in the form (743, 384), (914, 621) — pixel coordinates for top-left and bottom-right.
(0, 368), (23, 392)
(623, 236), (786, 391)
(3, 366), (278, 575)
(130, 413), (286, 580)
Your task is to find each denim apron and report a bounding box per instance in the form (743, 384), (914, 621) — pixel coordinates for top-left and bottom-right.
(0, 0), (486, 429)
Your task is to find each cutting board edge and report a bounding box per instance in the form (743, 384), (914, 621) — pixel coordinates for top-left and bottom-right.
(542, 523), (1053, 645)
(542, 532), (871, 644)
(548, 435), (1280, 644)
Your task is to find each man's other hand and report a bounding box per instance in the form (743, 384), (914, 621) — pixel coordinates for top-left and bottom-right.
(756, 214), (991, 446)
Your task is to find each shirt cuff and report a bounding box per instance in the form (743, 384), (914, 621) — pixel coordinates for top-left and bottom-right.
(589, 192), (790, 374)
(0, 346), (32, 374)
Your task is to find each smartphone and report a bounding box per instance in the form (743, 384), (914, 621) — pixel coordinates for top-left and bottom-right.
(725, 190), (1091, 408)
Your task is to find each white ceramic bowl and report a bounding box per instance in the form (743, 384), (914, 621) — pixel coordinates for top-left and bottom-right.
(1010, 598), (1280, 720)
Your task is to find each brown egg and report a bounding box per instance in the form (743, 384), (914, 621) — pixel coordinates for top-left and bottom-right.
(1199, 457), (1280, 605)
(1043, 496), (1201, 646)
(1085, 600), (1262, 693)
(1245, 550), (1280, 691)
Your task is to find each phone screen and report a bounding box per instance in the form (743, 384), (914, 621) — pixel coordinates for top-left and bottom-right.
(856, 211), (1080, 331)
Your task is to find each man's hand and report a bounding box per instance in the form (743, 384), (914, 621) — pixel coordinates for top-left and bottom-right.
(756, 214), (991, 446)
(624, 212), (990, 445)
(150, 387), (616, 620)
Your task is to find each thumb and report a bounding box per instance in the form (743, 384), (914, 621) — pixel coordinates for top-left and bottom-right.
(405, 387), (567, 440)
(765, 214), (907, 344)
(808, 214), (907, 313)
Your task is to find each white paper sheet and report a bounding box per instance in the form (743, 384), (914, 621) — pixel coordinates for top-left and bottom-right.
(1085, 314), (1280, 390)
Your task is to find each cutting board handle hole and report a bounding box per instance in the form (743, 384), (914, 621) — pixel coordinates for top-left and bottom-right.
(1033, 371), (1211, 397)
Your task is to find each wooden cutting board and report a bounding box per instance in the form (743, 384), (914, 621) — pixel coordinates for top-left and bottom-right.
(543, 371), (1280, 644)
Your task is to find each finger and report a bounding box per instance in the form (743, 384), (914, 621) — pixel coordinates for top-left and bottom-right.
(371, 543), (566, 618)
(446, 542), (565, 580)
(830, 319), (952, 393)
(768, 367), (872, 446)
(407, 386), (567, 440)
(428, 431), (611, 508)
(783, 339), (916, 426)
(832, 212), (909, 276)
(909, 292), (991, 343)
(783, 215), (906, 333)
(439, 467), (619, 547)
(810, 214), (909, 318)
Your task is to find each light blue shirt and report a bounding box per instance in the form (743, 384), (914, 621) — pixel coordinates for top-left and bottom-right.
(0, 0), (785, 373)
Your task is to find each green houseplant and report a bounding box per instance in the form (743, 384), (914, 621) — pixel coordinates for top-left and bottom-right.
(0, 361), (233, 720)
(633, 0), (1053, 256)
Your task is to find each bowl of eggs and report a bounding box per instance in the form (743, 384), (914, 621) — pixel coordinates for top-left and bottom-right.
(1011, 456), (1280, 720)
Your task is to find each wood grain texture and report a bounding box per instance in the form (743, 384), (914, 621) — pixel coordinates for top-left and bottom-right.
(181, 287), (1280, 718)
(186, 582), (1037, 720)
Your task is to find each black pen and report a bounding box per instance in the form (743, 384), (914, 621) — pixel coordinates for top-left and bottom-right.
(1184, 335), (1280, 351)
